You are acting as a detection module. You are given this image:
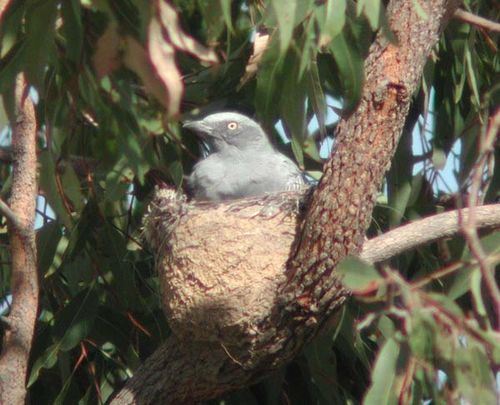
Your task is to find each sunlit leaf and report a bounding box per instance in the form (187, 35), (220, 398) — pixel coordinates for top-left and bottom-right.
(316, 0), (346, 48)
(357, 0), (382, 30)
(336, 256), (382, 293)
(271, 0), (296, 57)
(364, 337), (399, 405)
(306, 59), (327, 139)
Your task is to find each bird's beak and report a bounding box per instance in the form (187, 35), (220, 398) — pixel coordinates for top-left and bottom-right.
(182, 120), (217, 138)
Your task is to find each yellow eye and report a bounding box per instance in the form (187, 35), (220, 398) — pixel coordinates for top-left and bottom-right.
(227, 122), (238, 130)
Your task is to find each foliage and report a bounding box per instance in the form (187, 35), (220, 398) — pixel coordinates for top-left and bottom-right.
(0, 0), (498, 403)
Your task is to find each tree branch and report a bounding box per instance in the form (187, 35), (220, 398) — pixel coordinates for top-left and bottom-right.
(454, 9), (500, 33)
(0, 73), (39, 404)
(0, 198), (22, 229)
(461, 109), (500, 327)
(360, 204), (500, 264)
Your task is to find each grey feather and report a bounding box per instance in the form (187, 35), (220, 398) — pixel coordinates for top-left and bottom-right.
(184, 112), (306, 201)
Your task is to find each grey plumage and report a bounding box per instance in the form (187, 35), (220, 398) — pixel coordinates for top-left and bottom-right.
(184, 112), (306, 201)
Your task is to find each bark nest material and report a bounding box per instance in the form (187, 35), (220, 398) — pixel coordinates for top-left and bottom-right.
(143, 187), (311, 344)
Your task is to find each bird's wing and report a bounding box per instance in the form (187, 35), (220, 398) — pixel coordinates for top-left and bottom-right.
(276, 155), (306, 191)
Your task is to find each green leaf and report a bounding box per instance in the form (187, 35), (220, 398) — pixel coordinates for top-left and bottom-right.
(24, 0), (58, 88)
(388, 178), (411, 227)
(27, 343), (60, 387)
(453, 51), (467, 104)
(104, 157), (135, 202)
(336, 256), (382, 292)
(306, 60), (327, 139)
(357, 0), (382, 30)
(304, 333), (342, 402)
(53, 371), (75, 405)
(316, 0), (346, 46)
(198, 0), (226, 42)
(454, 344), (496, 405)
(0, 40), (25, 94)
(53, 288), (99, 352)
(329, 32), (363, 113)
(255, 36), (283, 120)
(60, 163), (84, 213)
(364, 337), (400, 405)
(37, 221), (62, 276)
(464, 42), (480, 108)
(290, 135), (305, 168)
(38, 151), (72, 227)
(470, 268), (488, 318)
(431, 147), (447, 170)
(271, 0), (296, 56)
(446, 265), (473, 300)
(409, 313), (434, 361)
(61, 0), (83, 62)
(219, 0), (233, 33)
(168, 160), (185, 187)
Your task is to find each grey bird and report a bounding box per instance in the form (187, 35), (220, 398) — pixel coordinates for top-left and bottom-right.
(183, 112), (306, 201)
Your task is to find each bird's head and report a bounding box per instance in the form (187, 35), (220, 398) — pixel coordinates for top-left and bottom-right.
(183, 112), (272, 153)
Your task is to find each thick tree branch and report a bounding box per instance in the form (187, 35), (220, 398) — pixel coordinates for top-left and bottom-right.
(360, 204), (500, 264)
(0, 73), (39, 404)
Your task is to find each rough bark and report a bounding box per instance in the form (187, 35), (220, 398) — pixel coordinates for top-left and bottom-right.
(112, 0), (460, 402)
(0, 74), (39, 404)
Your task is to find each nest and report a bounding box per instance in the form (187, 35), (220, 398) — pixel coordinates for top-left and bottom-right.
(143, 187), (310, 344)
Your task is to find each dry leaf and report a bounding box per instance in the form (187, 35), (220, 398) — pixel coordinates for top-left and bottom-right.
(156, 0), (218, 64)
(0, 0), (13, 22)
(92, 23), (122, 78)
(147, 17), (183, 116)
(239, 31), (270, 87)
(123, 36), (168, 110)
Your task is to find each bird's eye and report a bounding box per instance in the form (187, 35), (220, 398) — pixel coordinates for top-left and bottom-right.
(227, 122), (238, 130)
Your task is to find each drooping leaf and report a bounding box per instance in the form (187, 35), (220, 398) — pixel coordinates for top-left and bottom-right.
(357, 0), (382, 30)
(53, 288), (100, 352)
(61, 0), (83, 63)
(329, 31), (363, 113)
(306, 59), (327, 139)
(364, 337), (400, 405)
(24, 0), (58, 88)
(37, 221), (62, 276)
(316, 0), (346, 47)
(271, 0), (297, 57)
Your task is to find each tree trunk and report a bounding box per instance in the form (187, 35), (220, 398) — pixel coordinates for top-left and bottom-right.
(0, 74), (39, 404)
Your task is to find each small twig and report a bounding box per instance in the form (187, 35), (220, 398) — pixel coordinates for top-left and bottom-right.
(411, 261), (466, 289)
(460, 108), (500, 328)
(454, 9), (500, 33)
(220, 342), (244, 367)
(0, 198), (23, 229)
